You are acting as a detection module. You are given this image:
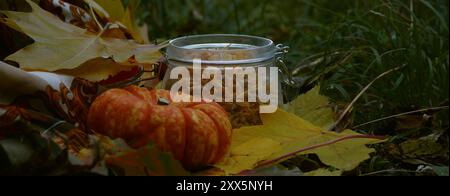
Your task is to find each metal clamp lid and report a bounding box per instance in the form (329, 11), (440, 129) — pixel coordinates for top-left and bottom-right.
(166, 34), (278, 65)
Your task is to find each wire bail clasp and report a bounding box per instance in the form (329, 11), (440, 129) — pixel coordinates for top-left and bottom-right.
(275, 44), (295, 86)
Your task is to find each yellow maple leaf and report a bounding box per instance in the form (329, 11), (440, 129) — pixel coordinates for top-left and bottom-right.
(215, 109), (382, 175)
(283, 86), (335, 130)
(215, 137), (282, 174)
(0, 0), (162, 80)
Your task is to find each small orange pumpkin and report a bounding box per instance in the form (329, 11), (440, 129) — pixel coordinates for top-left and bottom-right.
(87, 86), (232, 169)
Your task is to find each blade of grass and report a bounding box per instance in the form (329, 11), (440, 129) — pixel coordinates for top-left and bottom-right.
(352, 106), (449, 129)
(329, 64), (407, 132)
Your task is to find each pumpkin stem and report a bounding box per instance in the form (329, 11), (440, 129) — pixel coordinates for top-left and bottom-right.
(158, 98), (170, 105)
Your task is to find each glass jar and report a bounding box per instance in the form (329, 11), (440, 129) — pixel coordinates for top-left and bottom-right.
(162, 34), (288, 114)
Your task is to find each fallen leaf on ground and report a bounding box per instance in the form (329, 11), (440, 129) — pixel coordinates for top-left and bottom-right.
(215, 109), (383, 175)
(390, 132), (448, 161)
(215, 137), (282, 174)
(105, 143), (190, 176)
(283, 86), (335, 130)
(304, 168), (342, 176)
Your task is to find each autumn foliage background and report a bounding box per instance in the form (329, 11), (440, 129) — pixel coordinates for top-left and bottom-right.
(0, 0), (449, 176)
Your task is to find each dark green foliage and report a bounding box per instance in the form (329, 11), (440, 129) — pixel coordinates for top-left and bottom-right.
(137, 0), (449, 134)
(136, 0), (449, 175)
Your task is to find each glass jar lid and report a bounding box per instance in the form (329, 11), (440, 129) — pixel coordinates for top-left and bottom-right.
(166, 34), (277, 65)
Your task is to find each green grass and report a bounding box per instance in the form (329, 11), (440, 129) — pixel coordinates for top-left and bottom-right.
(136, 0), (449, 135)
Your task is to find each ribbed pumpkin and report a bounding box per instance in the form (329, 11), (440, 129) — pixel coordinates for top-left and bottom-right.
(87, 86), (232, 169)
